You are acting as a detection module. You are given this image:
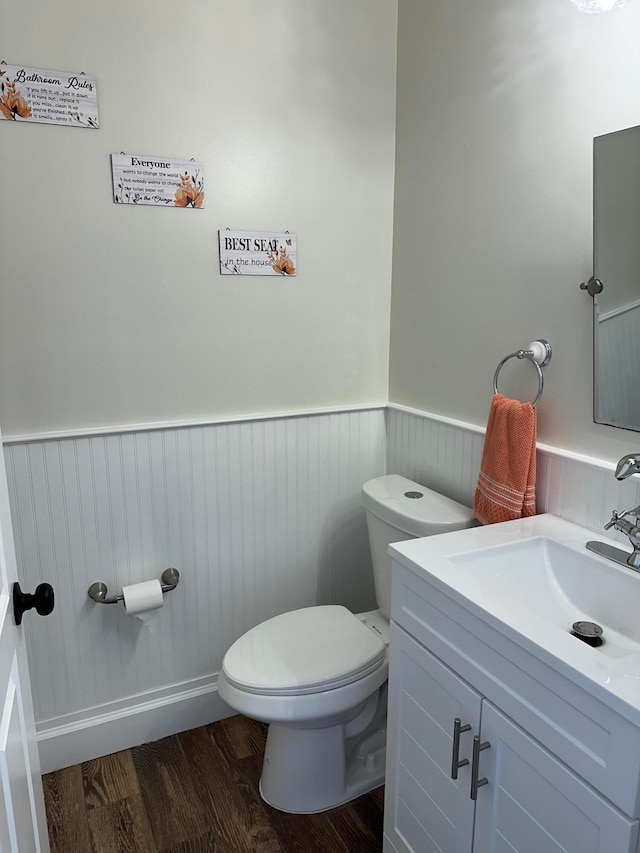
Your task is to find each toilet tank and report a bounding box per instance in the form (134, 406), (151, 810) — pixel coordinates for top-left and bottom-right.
(361, 474), (477, 620)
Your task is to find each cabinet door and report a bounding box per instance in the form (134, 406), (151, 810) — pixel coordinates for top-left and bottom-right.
(384, 623), (482, 853)
(473, 702), (639, 853)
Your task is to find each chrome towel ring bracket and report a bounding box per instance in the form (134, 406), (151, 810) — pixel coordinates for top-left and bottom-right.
(492, 340), (552, 408)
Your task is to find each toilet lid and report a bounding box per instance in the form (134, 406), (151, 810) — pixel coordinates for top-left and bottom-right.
(222, 605), (386, 696)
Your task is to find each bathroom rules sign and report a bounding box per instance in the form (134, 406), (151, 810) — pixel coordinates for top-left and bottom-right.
(0, 64), (99, 128)
(219, 230), (297, 276)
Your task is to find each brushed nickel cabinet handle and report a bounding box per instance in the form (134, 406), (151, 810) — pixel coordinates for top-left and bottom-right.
(451, 717), (472, 779)
(470, 734), (491, 800)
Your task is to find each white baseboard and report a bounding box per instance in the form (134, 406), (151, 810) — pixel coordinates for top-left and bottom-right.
(36, 673), (234, 774)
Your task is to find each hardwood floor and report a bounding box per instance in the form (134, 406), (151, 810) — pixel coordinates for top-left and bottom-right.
(42, 715), (385, 852)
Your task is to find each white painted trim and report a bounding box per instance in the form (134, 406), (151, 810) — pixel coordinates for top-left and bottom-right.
(535, 442), (619, 473)
(36, 673), (234, 774)
(5, 401), (622, 478)
(386, 402), (621, 474)
(2, 403), (387, 445)
(599, 297), (640, 323)
(387, 402), (486, 435)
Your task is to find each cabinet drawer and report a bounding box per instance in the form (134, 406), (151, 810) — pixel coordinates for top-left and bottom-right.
(392, 562), (640, 817)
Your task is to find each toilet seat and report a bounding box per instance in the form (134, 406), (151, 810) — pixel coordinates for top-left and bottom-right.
(222, 605), (386, 697)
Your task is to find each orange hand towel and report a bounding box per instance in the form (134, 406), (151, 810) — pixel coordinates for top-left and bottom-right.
(473, 394), (537, 525)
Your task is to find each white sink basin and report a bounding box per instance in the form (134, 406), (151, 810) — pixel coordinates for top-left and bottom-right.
(449, 535), (640, 659)
(389, 513), (640, 714)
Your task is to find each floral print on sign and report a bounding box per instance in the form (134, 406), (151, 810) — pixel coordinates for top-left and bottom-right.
(268, 244), (296, 276)
(174, 171), (204, 208)
(0, 79), (31, 120)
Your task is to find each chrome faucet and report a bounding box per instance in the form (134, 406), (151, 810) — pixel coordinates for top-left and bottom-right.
(585, 453), (640, 571)
(603, 508), (640, 569)
(615, 453), (640, 480)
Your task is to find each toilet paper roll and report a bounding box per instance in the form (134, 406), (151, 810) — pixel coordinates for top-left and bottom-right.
(122, 579), (164, 625)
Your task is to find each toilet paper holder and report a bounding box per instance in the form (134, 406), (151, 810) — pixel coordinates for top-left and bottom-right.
(87, 568), (180, 604)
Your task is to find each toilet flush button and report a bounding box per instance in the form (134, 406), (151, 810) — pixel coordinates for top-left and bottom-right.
(404, 491), (424, 499)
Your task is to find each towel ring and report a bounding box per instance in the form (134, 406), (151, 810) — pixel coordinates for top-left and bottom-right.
(492, 340), (552, 408)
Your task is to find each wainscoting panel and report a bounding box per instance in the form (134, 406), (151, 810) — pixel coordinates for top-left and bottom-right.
(386, 405), (640, 542)
(596, 302), (640, 430)
(5, 409), (387, 737)
(385, 407), (484, 509)
(8, 403), (640, 770)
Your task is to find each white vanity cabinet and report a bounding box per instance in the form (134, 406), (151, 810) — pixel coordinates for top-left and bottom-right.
(384, 624), (480, 853)
(383, 557), (640, 853)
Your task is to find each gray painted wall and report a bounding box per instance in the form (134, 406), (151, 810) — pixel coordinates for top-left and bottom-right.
(390, 0), (640, 461)
(0, 0), (397, 438)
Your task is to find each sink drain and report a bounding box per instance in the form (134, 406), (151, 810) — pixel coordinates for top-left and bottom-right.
(571, 620), (604, 648)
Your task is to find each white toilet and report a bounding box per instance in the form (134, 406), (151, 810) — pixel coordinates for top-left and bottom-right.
(218, 474), (477, 813)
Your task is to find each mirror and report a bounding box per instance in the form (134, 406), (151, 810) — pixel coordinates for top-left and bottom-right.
(593, 123), (640, 431)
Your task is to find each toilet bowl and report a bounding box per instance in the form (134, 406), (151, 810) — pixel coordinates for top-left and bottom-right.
(218, 474), (477, 813)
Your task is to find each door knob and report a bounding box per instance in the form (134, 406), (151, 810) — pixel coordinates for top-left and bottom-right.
(13, 582), (55, 625)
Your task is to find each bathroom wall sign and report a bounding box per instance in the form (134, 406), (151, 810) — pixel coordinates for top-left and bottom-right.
(219, 230), (297, 276)
(0, 64), (99, 128)
(111, 154), (205, 208)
